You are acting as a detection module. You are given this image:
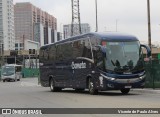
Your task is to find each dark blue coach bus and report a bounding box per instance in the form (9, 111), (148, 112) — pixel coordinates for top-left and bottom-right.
(39, 32), (151, 95)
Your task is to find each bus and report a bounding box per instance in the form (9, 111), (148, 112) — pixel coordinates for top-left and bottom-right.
(39, 32), (151, 95)
(1, 64), (22, 82)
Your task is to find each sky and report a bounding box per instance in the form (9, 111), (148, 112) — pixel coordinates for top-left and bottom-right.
(14, 0), (160, 42)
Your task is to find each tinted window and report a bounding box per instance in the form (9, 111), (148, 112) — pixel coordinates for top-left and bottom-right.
(72, 40), (83, 59)
(81, 39), (92, 59)
(39, 48), (45, 62)
(63, 42), (73, 60)
(56, 45), (63, 61)
(49, 45), (56, 61)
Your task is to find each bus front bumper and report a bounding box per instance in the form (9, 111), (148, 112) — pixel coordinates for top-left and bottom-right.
(98, 74), (146, 90)
(1, 75), (16, 81)
(103, 79), (145, 90)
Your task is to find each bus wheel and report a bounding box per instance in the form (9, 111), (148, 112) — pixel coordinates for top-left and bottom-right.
(120, 88), (130, 94)
(14, 78), (17, 82)
(3, 80), (5, 82)
(88, 79), (98, 95)
(50, 78), (61, 92)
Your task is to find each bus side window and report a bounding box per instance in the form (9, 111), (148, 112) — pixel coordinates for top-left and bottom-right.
(63, 42), (73, 60)
(49, 45), (56, 61)
(90, 37), (100, 47)
(94, 47), (104, 70)
(43, 48), (49, 61)
(56, 44), (65, 61)
(81, 39), (92, 59)
(72, 40), (82, 59)
(56, 45), (61, 60)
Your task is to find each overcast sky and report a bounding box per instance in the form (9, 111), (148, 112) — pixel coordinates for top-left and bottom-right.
(14, 0), (160, 42)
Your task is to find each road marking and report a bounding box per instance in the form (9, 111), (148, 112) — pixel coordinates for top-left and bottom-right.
(20, 82), (39, 87)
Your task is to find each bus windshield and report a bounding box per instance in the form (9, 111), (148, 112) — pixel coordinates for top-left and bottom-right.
(2, 66), (15, 76)
(103, 41), (143, 73)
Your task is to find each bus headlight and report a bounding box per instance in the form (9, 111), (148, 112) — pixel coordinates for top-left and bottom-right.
(100, 74), (116, 81)
(110, 78), (116, 81)
(139, 74), (146, 80)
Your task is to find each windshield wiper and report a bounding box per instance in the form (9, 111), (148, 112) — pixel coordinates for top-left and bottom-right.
(111, 60), (120, 67)
(111, 60), (115, 66)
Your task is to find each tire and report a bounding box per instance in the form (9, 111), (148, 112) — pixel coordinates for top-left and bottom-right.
(3, 80), (5, 82)
(88, 78), (98, 95)
(14, 78), (17, 82)
(120, 88), (130, 94)
(17, 79), (20, 81)
(50, 78), (62, 92)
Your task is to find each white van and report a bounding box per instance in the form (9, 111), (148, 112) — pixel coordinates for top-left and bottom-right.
(1, 64), (22, 82)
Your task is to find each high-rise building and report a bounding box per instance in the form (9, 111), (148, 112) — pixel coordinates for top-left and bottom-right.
(14, 2), (57, 49)
(57, 32), (62, 41)
(63, 23), (90, 39)
(0, 0), (15, 50)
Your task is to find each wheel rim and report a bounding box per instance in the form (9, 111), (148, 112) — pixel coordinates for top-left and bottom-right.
(89, 81), (94, 92)
(50, 79), (54, 90)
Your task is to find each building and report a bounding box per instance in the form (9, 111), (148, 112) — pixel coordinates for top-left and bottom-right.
(0, 0), (15, 51)
(57, 32), (62, 41)
(63, 23), (90, 39)
(14, 2), (57, 50)
(34, 23), (44, 46)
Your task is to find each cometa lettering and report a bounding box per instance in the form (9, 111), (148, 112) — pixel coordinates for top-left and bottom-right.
(71, 61), (86, 69)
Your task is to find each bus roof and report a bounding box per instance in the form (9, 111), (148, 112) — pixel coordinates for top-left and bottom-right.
(90, 32), (138, 41)
(41, 32), (139, 48)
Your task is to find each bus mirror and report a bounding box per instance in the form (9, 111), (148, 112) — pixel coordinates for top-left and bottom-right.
(140, 44), (151, 58)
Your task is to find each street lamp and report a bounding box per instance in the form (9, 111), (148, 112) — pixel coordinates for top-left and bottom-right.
(95, 0), (98, 32)
(0, 36), (4, 67)
(116, 19), (118, 32)
(147, 0), (152, 49)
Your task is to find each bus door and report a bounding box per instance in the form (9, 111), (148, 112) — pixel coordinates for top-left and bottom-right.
(71, 39), (93, 88)
(71, 58), (91, 88)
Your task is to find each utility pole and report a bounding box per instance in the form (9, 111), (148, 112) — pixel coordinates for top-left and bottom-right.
(116, 19), (118, 32)
(0, 35), (4, 67)
(147, 0), (152, 49)
(23, 35), (25, 68)
(95, 0), (98, 32)
(71, 0), (81, 36)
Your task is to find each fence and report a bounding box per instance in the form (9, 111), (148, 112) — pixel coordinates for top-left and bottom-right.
(22, 68), (39, 78)
(145, 60), (160, 88)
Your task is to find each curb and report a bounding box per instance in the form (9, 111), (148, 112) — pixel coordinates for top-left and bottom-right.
(131, 88), (160, 94)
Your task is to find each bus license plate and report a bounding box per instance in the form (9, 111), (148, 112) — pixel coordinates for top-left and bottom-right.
(125, 86), (132, 88)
